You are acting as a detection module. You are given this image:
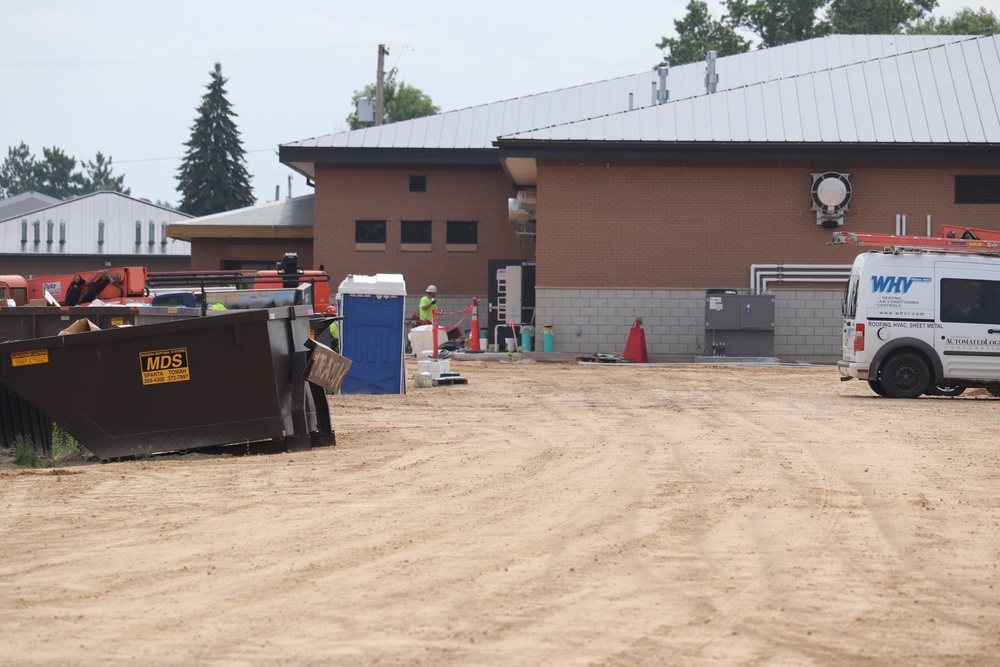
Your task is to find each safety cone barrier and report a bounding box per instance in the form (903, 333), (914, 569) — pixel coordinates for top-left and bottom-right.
(470, 297), (481, 351)
(432, 309), (439, 359)
(622, 317), (648, 363)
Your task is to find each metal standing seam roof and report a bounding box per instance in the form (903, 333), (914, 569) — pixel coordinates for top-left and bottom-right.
(0, 191), (191, 257)
(280, 34), (976, 154)
(502, 34), (1000, 144)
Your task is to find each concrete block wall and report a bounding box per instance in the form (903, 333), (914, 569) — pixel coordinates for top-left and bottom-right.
(535, 288), (843, 363)
(773, 290), (843, 363)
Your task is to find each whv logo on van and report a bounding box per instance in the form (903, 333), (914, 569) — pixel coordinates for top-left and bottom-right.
(870, 275), (931, 293)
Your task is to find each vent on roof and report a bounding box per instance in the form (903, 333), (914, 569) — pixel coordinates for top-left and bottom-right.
(652, 66), (669, 105)
(705, 51), (719, 94)
(810, 172), (852, 228)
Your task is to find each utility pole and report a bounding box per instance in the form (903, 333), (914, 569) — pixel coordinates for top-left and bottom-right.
(375, 44), (389, 127)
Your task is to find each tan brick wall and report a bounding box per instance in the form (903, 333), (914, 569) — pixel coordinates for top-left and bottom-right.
(313, 164), (530, 296)
(537, 159), (1000, 289)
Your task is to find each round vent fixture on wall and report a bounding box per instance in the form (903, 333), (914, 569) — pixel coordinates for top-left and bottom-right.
(811, 172), (852, 212)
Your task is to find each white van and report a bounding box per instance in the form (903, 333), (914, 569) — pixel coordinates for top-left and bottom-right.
(839, 248), (1000, 398)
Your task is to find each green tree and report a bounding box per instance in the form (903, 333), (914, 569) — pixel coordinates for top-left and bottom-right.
(656, 0), (751, 66)
(33, 147), (86, 199)
(1, 142), (130, 199)
(724, 0), (829, 47)
(0, 143), (39, 199)
(83, 152), (130, 195)
(177, 62), (255, 216)
(827, 0), (937, 34)
(909, 6), (999, 34)
(345, 80), (440, 130)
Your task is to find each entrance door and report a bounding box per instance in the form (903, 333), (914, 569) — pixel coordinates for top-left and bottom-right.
(486, 260), (535, 347)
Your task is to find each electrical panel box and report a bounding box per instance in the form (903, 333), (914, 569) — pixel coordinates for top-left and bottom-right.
(704, 292), (775, 357)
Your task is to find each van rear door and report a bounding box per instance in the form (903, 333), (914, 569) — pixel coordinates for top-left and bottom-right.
(934, 263), (1000, 380)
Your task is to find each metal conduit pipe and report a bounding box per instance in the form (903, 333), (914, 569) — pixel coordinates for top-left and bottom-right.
(749, 264), (852, 293)
(761, 276), (850, 292)
(754, 270), (851, 293)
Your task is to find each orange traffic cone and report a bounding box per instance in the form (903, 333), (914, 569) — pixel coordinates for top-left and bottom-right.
(470, 298), (481, 351)
(622, 317), (648, 363)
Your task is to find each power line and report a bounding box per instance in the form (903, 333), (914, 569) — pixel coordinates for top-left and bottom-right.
(0, 43), (647, 71)
(115, 148), (275, 165)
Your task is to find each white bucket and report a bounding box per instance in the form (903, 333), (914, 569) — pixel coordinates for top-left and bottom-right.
(505, 338), (516, 352)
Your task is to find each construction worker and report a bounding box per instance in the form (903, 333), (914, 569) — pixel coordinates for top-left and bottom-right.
(325, 305), (339, 353)
(418, 285), (439, 324)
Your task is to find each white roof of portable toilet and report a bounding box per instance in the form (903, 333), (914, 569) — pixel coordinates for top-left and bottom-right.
(338, 273), (407, 296)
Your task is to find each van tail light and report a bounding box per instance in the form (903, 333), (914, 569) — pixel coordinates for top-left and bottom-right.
(854, 323), (865, 352)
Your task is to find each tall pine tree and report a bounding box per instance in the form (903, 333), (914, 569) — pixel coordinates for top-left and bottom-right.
(177, 62), (255, 216)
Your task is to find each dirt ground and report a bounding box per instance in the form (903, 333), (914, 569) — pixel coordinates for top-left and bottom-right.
(1, 357), (999, 666)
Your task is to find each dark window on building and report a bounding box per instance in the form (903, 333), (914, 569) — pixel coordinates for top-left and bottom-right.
(955, 176), (1000, 204)
(401, 220), (432, 244)
(940, 278), (1000, 324)
(409, 175), (427, 193)
(447, 220), (477, 245)
(355, 220), (387, 244)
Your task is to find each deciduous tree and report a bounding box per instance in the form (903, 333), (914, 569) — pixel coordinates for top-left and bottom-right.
(827, 0), (937, 34)
(724, 0), (829, 47)
(909, 6), (999, 34)
(345, 81), (440, 130)
(656, 0), (751, 67)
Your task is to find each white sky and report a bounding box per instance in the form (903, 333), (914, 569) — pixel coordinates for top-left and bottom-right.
(1, 0), (984, 207)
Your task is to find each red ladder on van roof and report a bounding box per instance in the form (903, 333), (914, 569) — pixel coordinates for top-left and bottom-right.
(831, 230), (1000, 253)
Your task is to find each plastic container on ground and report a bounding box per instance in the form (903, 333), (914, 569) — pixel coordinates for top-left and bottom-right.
(417, 357), (451, 379)
(408, 324), (450, 359)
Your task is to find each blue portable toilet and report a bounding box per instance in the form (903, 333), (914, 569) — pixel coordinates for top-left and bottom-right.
(338, 274), (407, 394)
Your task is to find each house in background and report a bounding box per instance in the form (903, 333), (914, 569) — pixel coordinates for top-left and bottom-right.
(178, 34), (1000, 361)
(0, 191), (61, 220)
(0, 190), (191, 276)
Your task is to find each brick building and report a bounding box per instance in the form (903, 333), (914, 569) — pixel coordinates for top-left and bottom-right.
(192, 34), (1000, 361)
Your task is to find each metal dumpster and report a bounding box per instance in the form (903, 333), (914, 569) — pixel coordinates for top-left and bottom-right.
(0, 305), (204, 344)
(0, 305), (338, 461)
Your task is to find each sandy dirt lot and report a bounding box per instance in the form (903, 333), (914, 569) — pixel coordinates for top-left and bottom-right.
(1, 358), (999, 666)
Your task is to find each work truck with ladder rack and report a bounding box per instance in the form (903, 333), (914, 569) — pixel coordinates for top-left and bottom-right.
(834, 228), (1000, 398)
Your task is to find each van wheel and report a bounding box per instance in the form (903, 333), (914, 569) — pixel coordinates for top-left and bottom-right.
(881, 353), (930, 398)
(867, 379), (888, 396)
(925, 385), (965, 397)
